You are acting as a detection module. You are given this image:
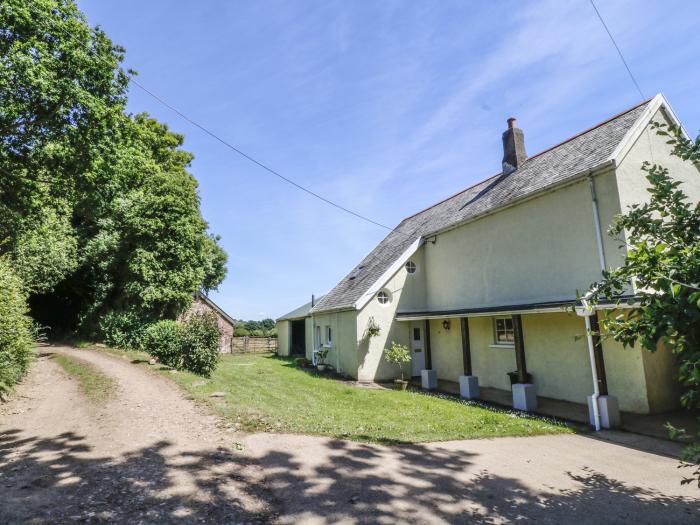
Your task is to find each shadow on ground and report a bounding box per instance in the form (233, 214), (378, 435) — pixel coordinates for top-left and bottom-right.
(1, 428), (697, 524)
(0, 429), (274, 524)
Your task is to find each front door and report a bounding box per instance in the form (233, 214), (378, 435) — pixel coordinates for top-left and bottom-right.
(410, 324), (425, 377)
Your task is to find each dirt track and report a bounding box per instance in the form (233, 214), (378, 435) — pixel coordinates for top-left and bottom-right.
(1, 346), (698, 524)
(0, 346), (275, 523)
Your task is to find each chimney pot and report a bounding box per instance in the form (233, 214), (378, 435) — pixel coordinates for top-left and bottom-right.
(502, 118), (527, 175)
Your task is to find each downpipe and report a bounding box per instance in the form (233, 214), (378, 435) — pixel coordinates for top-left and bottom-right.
(582, 301), (602, 432)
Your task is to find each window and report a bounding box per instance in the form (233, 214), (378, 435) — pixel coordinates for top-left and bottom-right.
(377, 290), (391, 305)
(413, 327), (421, 341)
(405, 260), (417, 274)
(315, 325), (321, 348)
(326, 326), (332, 345)
(494, 317), (514, 345)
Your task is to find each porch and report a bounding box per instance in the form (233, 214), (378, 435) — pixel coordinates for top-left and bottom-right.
(411, 377), (699, 445)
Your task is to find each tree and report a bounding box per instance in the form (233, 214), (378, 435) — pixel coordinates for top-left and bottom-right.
(0, 0), (128, 291)
(0, 257), (34, 394)
(384, 341), (411, 382)
(0, 1), (228, 343)
(584, 122), (700, 486)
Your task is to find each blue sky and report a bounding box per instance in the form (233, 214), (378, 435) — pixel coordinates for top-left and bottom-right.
(77, 0), (700, 320)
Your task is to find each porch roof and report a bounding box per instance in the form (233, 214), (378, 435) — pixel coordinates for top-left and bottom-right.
(395, 296), (636, 321)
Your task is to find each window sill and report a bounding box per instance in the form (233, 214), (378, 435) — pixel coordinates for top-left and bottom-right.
(489, 344), (515, 349)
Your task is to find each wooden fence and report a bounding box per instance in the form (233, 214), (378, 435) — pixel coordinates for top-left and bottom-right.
(230, 336), (278, 354)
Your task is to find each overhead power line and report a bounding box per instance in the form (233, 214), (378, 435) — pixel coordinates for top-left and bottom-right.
(17, 2), (399, 235)
(588, 0), (646, 101)
(129, 79), (397, 233)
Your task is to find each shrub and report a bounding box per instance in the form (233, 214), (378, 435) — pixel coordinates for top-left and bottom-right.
(142, 320), (182, 369)
(0, 258), (34, 393)
(99, 310), (147, 349)
(180, 312), (220, 377)
(142, 312), (220, 377)
(384, 341), (411, 381)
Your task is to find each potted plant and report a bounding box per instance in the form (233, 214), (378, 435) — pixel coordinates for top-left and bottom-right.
(316, 347), (329, 372)
(365, 317), (381, 338)
(384, 341), (411, 390)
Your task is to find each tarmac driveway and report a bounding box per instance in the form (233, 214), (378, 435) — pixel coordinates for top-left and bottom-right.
(243, 431), (699, 524)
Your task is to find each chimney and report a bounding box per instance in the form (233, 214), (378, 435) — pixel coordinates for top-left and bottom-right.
(502, 117), (527, 175)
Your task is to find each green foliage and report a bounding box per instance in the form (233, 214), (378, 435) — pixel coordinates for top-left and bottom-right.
(0, 0), (128, 288)
(142, 312), (220, 376)
(99, 310), (147, 350)
(234, 318), (276, 337)
(584, 123), (700, 486)
(384, 341), (411, 380)
(142, 320), (182, 369)
(11, 206), (78, 294)
(316, 346), (329, 365)
(180, 312), (221, 377)
(0, 258), (34, 393)
(0, 1), (228, 337)
(53, 353), (115, 404)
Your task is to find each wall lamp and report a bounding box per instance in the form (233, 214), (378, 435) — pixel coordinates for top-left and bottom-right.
(442, 319), (451, 330)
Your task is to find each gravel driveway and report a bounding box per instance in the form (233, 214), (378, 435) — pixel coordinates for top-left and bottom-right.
(1, 345), (698, 524)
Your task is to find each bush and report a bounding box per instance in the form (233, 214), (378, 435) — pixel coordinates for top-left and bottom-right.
(142, 320), (182, 369)
(0, 258), (34, 393)
(384, 341), (411, 381)
(141, 312), (220, 377)
(180, 312), (220, 377)
(99, 310), (147, 349)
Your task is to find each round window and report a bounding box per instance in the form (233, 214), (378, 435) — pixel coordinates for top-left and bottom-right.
(377, 290), (391, 305)
(405, 261), (417, 274)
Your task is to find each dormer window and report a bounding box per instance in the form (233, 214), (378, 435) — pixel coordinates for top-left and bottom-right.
(348, 265), (365, 281)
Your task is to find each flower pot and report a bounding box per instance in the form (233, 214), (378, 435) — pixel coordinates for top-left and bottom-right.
(394, 379), (408, 391)
(317, 364), (327, 372)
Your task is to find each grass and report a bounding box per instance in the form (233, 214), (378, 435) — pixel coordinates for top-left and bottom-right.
(54, 354), (116, 404)
(158, 353), (573, 444)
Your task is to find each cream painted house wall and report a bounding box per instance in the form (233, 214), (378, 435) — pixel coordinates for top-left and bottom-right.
(304, 317), (314, 360)
(616, 108), (700, 215)
(429, 319), (463, 383)
(599, 335), (649, 413)
(423, 176), (620, 311)
(469, 317), (515, 391)
(310, 310), (357, 375)
(642, 341), (681, 413)
(356, 256), (424, 381)
(276, 320), (290, 356)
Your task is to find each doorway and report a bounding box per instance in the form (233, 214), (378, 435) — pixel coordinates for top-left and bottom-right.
(290, 320), (306, 356)
(410, 324), (425, 377)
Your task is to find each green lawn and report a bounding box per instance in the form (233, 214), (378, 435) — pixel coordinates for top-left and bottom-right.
(161, 353), (572, 444)
(54, 354), (116, 404)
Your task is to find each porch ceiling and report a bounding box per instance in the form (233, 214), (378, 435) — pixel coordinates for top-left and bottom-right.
(395, 296), (636, 321)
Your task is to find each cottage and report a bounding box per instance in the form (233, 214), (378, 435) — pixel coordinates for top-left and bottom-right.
(279, 94), (700, 427)
(186, 293), (236, 353)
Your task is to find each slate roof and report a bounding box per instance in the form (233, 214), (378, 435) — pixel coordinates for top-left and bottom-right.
(312, 99), (652, 313)
(278, 295), (325, 321)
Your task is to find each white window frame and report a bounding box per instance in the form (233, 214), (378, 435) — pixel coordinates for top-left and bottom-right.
(325, 325), (332, 347)
(376, 290), (391, 306)
(314, 325), (321, 349)
(492, 316), (515, 347)
(405, 260), (417, 275)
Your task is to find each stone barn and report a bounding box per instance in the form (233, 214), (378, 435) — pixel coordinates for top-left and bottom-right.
(185, 294), (236, 353)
